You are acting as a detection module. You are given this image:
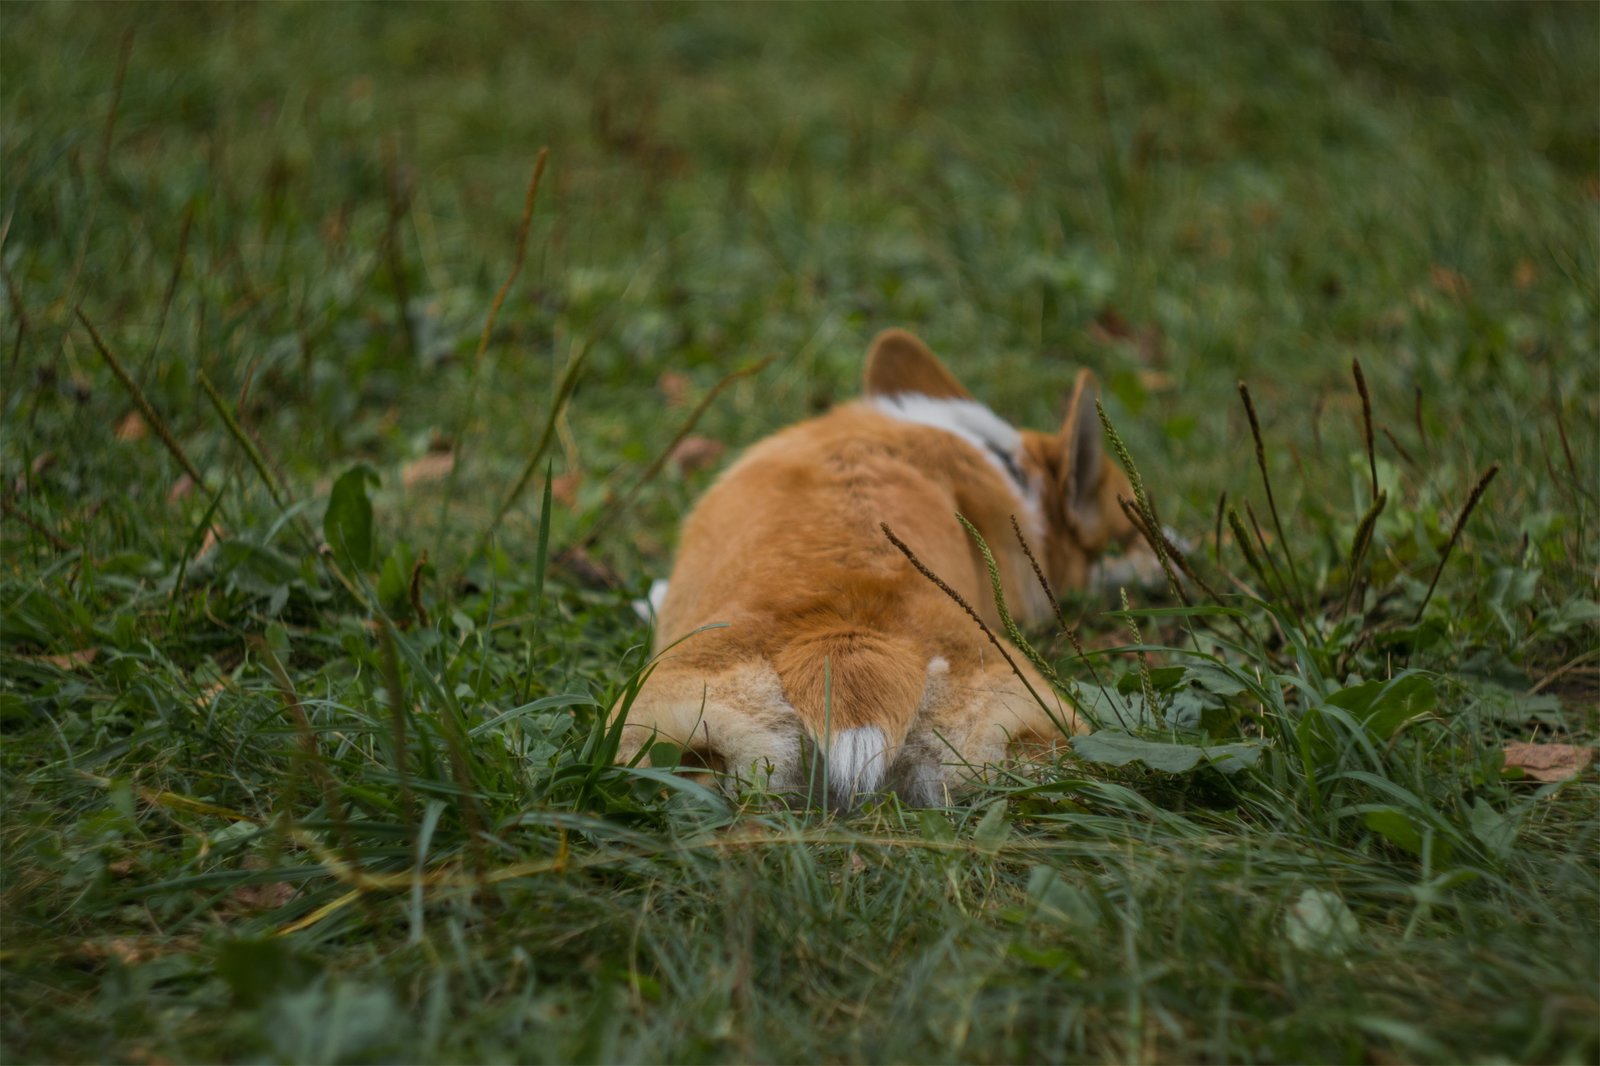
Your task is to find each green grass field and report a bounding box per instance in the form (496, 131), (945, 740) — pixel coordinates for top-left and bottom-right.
(3, 3), (1597, 1062)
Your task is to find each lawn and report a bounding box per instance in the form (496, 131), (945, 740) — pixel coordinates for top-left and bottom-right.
(2, 3), (1597, 1062)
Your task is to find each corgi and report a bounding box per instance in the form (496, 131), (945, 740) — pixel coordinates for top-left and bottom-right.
(615, 329), (1147, 808)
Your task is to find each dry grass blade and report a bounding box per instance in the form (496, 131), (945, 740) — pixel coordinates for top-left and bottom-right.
(382, 137), (417, 361)
(473, 339), (590, 561)
(377, 625), (418, 827)
(1009, 513), (1068, 632)
(1414, 463), (1500, 622)
(473, 148), (548, 374)
(78, 311), (209, 491)
(1339, 489), (1387, 618)
(408, 550), (431, 627)
(440, 149), (553, 534)
(138, 200), (193, 382)
(256, 637), (365, 882)
(582, 355), (775, 550)
(1213, 490), (1227, 563)
(99, 28), (133, 170)
(196, 370), (286, 511)
(1379, 426), (1416, 467)
(1120, 587), (1159, 721)
(1226, 504), (1275, 598)
(1352, 358), (1377, 500)
(880, 521), (1053, 719)
(1237, 380), (1304, 607)
(1114, 495), (1192, 607)
(1095, 399), (1182, 600)
(1, 495), (75, 554)
(1245, 499), (1291, 604)
(4, 269), (28, 372)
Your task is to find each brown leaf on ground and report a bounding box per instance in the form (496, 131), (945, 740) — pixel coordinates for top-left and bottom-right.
(1091, 306), (1136, 342)
(228, 879), (296, 912)
(1503, 742), (1593, 783)
(657, 371), (692, 408)
(197, 525), (224, 558)
(401, 450), (455, 489)
(1089, 306), (1165, 366)
(13, 451), (57, 494)
(1513, 259), (1538, 290)
(671, 436), (725, 473)
(551, 471), (582, 507)
(554, 545), (622, 590)
(1430, 264), (1471, 299)
(115, 411), (148, 441)
(38, 648), (98, 670)
(166, 474), (195, 504)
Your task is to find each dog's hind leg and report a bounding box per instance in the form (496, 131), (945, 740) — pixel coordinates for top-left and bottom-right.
(894, 658), (1079, 801)
(611, 660), (809, 796)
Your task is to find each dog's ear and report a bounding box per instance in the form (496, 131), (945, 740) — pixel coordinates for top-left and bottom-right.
(1058, 368), (1106, 538)
(864, 330), (972, 400)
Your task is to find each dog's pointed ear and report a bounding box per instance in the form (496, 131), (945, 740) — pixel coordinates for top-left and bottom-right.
(1058, 368), (1106, 537)
(864, 330), (973, 400)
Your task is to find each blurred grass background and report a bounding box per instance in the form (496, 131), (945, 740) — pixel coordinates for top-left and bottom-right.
(2, 3), (1597, 1063)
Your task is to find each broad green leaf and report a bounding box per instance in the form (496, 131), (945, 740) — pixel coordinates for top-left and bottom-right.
(1070, 730), (1263, 775)
(324, 464), (380, 570)
(1284, 888), (1360, 955)
(918, 809), (955, 844)
(1326, 673), (1438, 740)
(972, 798), (1010, 852)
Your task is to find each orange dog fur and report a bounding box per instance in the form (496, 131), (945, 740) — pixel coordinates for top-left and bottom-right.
(615, 330), (1143, 807)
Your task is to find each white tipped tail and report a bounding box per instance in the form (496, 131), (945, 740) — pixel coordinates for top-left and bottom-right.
(826, 726), (889, 808)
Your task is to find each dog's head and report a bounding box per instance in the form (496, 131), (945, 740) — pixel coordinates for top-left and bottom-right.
(864, 329), (1146, 594)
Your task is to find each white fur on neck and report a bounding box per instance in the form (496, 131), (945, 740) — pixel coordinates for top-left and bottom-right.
(867, 392), (1043, 531)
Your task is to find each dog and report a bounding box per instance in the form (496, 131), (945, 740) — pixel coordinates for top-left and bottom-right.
(614, 329), (1148, 808)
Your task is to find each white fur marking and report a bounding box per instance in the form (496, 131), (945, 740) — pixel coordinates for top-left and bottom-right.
(828, 726), (888, 800)
(868, 393), (1042, 528)
(632, 578), (671, 624)
(927, 656), (950, 676)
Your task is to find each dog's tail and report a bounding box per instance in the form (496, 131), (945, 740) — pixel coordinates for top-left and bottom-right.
(772, 626), (929, 809)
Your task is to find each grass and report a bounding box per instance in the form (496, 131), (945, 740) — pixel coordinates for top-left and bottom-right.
(3, 2), (1598, 1062)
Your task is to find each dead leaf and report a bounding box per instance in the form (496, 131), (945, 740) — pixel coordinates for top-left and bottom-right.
(167, 474), (195, 504)
(670, 436), (725, 473)
(1503, 742), (1592, 783)
(1430, 264), (1471, 299)
(1246, 200), (1280, 227)
(1136, 370), (1175, 392)
(228, 880), (296, 912)
(115, 411), (148, 441)
(1089, 306), (1165, 365)
(1513, 259), (1538, 290)
(39, 648), (98, 670)
(401, 451), (455, 489)
(13, 451), (57, 494)
(197, 525), (224, 559)
(1091, 306), (1136, 342)
(551, 471), (582, 507)
(554, 545), (622, 590)
(657, 371), (692, 408)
